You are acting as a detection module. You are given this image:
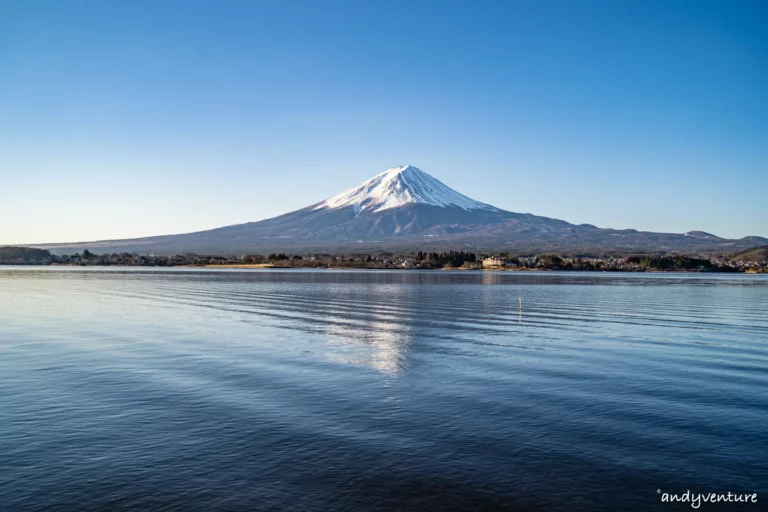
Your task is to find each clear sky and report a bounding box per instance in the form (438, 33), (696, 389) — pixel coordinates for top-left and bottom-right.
(1, 0), (766, 244)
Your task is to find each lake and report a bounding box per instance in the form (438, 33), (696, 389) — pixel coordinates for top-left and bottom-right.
(1, 267), (766, 511)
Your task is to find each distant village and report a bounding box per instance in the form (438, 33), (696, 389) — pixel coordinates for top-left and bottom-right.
(1, 246), (766, 273)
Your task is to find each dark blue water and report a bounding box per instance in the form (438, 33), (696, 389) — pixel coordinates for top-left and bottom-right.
(1, 268), (766, 511)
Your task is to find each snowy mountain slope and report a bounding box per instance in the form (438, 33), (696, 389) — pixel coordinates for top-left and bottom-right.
(314, 165), (497, 213)
(35, 165), (767, 255)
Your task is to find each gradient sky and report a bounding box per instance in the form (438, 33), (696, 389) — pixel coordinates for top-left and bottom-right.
(1, 0), (766, 244)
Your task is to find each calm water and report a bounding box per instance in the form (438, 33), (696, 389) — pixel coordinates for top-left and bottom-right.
(1, 268), (767, 511)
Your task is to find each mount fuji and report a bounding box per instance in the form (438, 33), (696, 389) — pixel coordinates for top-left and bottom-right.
(38, 165), (766, 255)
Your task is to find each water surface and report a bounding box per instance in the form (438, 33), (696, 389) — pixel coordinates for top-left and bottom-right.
(1, 268), (767, 510)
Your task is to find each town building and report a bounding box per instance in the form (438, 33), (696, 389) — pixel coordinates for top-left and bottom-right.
(482, 256), (515, 268)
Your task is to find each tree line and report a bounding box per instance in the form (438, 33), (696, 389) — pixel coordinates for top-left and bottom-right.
(0, 246), (757, 272)
(0, 246), (52, 264)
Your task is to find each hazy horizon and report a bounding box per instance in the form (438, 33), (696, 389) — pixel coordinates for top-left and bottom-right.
(2, 0), (766, 245)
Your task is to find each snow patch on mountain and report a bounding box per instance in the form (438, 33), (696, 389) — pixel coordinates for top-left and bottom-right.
(314, 165), (497, 213)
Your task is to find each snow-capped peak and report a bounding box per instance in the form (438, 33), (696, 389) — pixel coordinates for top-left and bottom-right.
(314, 165), (497, 213)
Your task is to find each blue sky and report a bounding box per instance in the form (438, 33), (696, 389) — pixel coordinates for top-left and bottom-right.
(1, 0), (766, 244)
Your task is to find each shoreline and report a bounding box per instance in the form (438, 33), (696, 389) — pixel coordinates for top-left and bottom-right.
(7, 263), (763, 274)
(5, 247), (765, 273)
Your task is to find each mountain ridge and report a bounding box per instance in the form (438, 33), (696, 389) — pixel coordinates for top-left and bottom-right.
(35, 166), (767, 255)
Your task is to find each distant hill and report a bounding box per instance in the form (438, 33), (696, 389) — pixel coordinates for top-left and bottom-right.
(34, 165), (768, 256)
(730, 245), (768, 263)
